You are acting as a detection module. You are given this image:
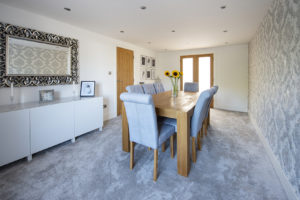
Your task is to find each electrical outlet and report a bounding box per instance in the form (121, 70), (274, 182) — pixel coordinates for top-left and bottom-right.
(103, 104), (107, 108)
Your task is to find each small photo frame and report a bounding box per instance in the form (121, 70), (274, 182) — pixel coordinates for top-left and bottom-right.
(140, 69), (146, 80)
(80, 81), (95, 97)
(146, 57), (151, 67)
(146, 69), (152, 80)
(151, 69), (156, 80)
(151, 58), (156, 67)
(39, 89), (54, 102)
(140, 55), (146, 67)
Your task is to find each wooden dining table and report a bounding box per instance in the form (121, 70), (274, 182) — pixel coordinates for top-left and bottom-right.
(121, 90), (200, 177)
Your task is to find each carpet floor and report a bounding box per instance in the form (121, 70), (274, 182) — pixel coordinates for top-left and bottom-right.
(0, 109), (287, 200)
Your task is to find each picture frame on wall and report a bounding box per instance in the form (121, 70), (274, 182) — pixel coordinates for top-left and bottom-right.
(146, 69), (152, 80)
(140, 69), (146, 80)
(151, 69), (156, 80)
(146, 56), (151, 67)
(140, 55), (146, 67)
(80, 81), (95, 97)
(39, 89), (54, 102)
(151, 58), (156, 67)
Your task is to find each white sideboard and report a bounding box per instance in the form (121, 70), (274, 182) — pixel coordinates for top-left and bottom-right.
(0, 96), (103, 167)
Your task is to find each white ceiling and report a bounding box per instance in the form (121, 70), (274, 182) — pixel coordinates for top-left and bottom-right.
(0, 0), (273, 51)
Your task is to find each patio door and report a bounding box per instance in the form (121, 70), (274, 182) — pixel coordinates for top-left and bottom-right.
(180, 54), (214, 106)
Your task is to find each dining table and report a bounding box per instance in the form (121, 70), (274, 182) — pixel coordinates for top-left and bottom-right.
(121, 90), (200, 177)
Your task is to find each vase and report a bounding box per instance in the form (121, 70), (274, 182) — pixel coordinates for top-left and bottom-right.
(171, 79), (178, 97)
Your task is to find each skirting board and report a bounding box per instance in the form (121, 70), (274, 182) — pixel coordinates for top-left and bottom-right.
(249, 113), (299, 200)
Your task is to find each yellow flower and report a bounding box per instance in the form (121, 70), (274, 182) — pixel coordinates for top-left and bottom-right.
(180, 72), (183, 76)
(164, 71), (170, 76)
(172, 70), (180, 78)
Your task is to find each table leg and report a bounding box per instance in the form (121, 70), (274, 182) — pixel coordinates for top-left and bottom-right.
(176, 112), (191, 177)
(122, 103), (130, 152)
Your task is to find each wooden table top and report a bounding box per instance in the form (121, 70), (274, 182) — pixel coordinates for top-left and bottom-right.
(153, 91), (200, 118)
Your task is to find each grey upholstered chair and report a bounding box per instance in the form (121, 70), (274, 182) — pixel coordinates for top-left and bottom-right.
(126, 85), (144, 93)
(184, 82), (199, 92)
(203, 86), (219, 136)
(120, 92), (175, 181)
(153, 82), (165, 93)
(142, 84), (157, 95)
(161, 88), (213, 162)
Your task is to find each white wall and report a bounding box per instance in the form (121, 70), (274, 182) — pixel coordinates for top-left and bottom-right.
(157, 44), (248, 112)
(0, 4), (157, 120)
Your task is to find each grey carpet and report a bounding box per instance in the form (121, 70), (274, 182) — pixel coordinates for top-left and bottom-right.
(0, 109), (287, 200)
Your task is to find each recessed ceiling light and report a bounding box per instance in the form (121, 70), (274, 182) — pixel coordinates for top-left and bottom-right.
(220, 5), (226, 9)
(147, 42), (151, 44)
(140, 6), (147, 10)
(172, 30), (176, 32)
(223, 30), (228, 33)
(225, 42), (229, 44)
(120, 30), (124, 33)
(64, 7), (71, 11)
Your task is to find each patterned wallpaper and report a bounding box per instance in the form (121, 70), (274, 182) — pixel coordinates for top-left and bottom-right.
(249, 0), (300, 196)
(8, 43), (70, 75)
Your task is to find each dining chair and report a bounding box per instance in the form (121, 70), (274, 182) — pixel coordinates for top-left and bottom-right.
(161, 89), (212, 162)
(142, 84), (157, 95)
(120, 92), (175, 181)
(184, 82), (199, 92)
(126, 85), (145, 93)
(153, 82), (165, 93)
(203, 86), (219, 136)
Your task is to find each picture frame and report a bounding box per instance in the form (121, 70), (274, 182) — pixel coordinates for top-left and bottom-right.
(151, 58), (156, 67)
(140, 55), (146, 67)
(39, 89), (54, 102)
(146, 69), (152, 80)
(80, 81), (95, 97)
(140, 69), (146, 80)
(146, 57), (151, 67)
(151, 69), (156, 80)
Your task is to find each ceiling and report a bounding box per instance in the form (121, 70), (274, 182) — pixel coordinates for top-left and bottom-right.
(0, 0), (273, 51)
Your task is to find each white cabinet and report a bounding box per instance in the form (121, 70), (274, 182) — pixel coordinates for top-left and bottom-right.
(30, 102), (74, 154)
(0, 96), (103, 167)
(74, 97), (103, 137)
(0, 110), (30, 166)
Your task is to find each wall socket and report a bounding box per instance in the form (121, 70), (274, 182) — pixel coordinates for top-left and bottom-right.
(103, 104), (107, 108)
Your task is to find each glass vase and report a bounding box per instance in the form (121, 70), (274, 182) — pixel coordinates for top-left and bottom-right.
(171, 79), (178, 97)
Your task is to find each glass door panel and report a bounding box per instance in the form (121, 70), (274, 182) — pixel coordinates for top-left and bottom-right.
(182, 58), (193, 89)
(198, 57), (211, 93)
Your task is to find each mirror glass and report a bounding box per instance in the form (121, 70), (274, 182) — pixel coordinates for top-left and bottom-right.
(6, 36), (71, 76)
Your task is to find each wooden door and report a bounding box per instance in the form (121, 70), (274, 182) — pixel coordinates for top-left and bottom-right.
(117, 47), (134, 115)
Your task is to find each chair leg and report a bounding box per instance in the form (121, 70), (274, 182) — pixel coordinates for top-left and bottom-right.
(192, 137), (197, 163)
(197, 131), (202, 151)
(130, 142), (135, 170)
(162, 142), (165, 152)
(201, 125), (204, 138)
(153, 149), (158, 181)
(208, 110), (210, 126)
(148, 147), (151, 151)
(170, 135), (174, 158)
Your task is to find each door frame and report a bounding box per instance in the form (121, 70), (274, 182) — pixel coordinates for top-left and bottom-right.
(116, 47), (134, 115)
(180, 53), (214, 107)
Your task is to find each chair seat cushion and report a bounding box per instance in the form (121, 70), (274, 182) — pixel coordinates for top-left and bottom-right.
(158, 123), (175, 147)
(159, 117), (177, 132)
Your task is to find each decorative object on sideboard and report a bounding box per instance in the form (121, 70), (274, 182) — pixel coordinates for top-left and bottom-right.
(80, 81), (95, 97)
(39, 89), (54, 102)
(0, 22), (79, 88)
(140, 55), (146, 67)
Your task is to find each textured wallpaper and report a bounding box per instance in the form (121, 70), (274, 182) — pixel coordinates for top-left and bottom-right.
(249, 0), (300, 196)
(8, 43), (70, 75)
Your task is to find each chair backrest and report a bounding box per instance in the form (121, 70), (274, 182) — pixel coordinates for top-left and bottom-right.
(184, 82), (199, 92)
(120, 93), (159, 149)
(142, 84), (157, 95)
(126, 85), (144, 93)
(205, 85), (219, 118)
(153, 82), (165, 93)
(190, 89), (212, 137)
